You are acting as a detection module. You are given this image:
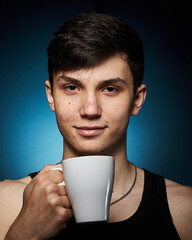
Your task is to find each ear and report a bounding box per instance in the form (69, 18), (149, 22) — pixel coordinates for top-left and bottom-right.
(130, 84), (147, 116)
(45, 80), (55, 112)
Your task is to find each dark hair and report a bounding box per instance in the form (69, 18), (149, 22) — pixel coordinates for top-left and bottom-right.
(47, 13), (144, 92)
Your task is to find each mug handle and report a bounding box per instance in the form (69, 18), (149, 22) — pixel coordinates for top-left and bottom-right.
(50, 167), (65, 186)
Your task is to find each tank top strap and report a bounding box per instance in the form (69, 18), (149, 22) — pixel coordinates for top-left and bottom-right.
(141, 169), (169, 218)
(142, 169), (179, 237)
(28, 171), (39, 179)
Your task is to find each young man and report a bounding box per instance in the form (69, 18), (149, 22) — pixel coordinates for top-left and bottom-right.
(0, 13), (191, 240)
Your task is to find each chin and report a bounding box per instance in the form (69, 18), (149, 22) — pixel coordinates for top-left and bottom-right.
(72, 144), (111, 156)
(76, 149), (106, 156)
(65, 136), (116, 156)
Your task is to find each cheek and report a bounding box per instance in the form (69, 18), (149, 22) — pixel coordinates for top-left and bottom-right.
(55, 102), (76, 124)
(111, 103), (130, 121)
(107, 103), (130, 134)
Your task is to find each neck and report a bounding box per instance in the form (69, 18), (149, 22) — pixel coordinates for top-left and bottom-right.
(62, 138), (134, 202)
(110, 149), (134, 203)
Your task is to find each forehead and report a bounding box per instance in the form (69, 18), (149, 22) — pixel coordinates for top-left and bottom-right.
(54, 53), (133, 85)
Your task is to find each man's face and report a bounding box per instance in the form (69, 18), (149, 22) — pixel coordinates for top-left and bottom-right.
(46, 54), (144, 157)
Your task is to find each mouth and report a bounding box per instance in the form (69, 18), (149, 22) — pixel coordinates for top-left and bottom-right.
(74, 126), (107, 137)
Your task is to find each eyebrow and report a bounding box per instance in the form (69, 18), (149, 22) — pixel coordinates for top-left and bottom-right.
(57, 75), (83, 85)
(57, 75), (128, 86)
(99, 78), (128, 86)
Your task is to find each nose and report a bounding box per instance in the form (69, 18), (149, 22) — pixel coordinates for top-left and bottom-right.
(80, 93), (102, 119)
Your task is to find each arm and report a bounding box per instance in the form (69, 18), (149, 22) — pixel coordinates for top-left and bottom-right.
(0, 178), (29, 240)
(166, 179), (192, 240)
(1, 164), (73, 240)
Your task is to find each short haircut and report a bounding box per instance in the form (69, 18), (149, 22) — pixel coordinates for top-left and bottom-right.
(47, 12), (144, 92)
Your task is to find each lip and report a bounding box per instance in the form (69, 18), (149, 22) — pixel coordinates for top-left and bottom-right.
(74, 126), (107, 137)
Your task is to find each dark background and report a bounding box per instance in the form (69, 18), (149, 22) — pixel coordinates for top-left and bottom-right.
(0, 0), (191, 186)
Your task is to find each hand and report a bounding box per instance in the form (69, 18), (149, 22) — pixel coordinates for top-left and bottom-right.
(6, 164), (73, 240)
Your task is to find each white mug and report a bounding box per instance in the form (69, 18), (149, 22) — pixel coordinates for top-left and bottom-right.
(55, 155), (114, 224)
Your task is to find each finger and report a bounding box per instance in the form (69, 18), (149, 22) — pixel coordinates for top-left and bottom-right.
(58, 185), (68, 196)
(56, 196), (72, 209)
(40, 163), (63, 173)
(58, 208), (74, 228)
(61, 196), (72, 209)
(49, 168), (65, 186)
(44, 170), (64, 184)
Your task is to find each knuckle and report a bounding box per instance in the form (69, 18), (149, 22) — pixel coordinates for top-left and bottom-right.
(57, 208), (72, 223)
(45, 183), (58, 194)
(41, 164), (54, 172)
(48, 195), (60, 207)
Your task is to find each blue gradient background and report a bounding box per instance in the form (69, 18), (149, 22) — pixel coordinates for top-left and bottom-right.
(0, 0), (191, 186)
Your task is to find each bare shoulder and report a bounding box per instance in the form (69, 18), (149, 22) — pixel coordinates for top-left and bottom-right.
(0, 177), (31, 239)
(165, 178), (192, 240)
(0, 176), (31, 200)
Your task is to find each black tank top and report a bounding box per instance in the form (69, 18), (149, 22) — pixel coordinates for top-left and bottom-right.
(29, 169), (180, 239)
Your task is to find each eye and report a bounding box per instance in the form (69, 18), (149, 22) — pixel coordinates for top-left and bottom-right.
(64, 85), (78, 91)
(105, 87), (117, 92)
(102, 86), (119, 95)
(67, 85), (77, 91)
(63, 84), (79, 94)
